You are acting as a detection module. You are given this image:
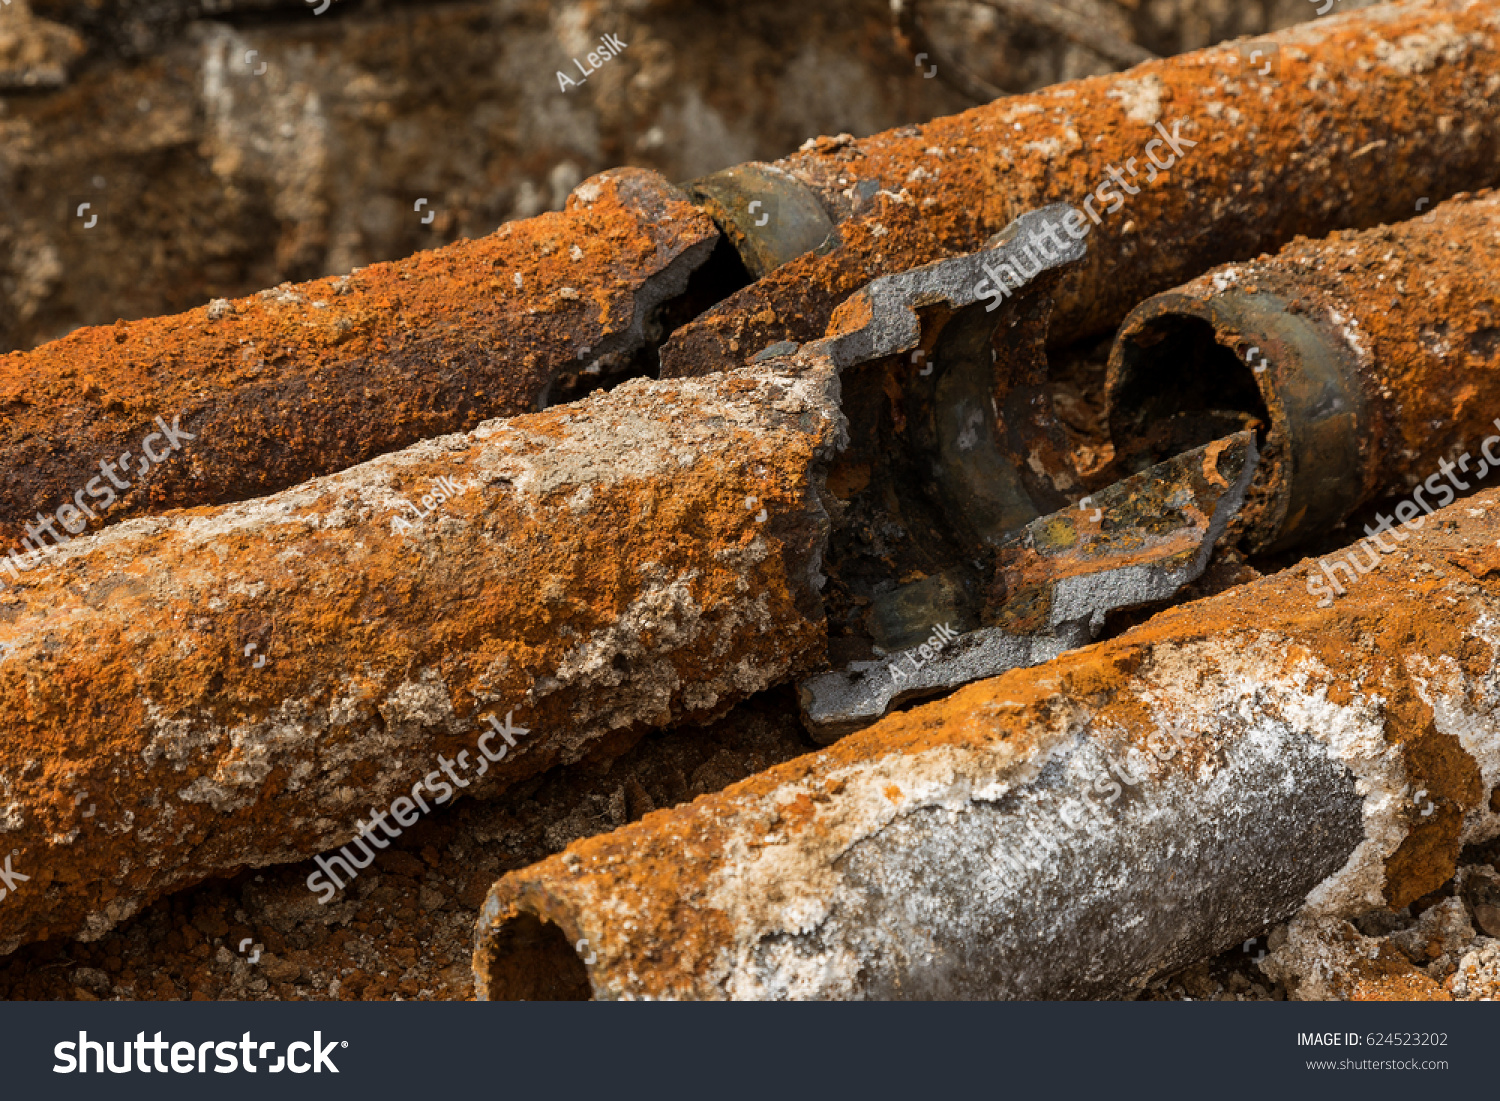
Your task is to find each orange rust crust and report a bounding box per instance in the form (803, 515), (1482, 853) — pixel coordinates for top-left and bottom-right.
(1177, 189), (1500, 511)
(0, 167), (716, 553)
(478, 490), (1500, 999)
(662, 0), (1500, 377)
(0, 361), (835, 953)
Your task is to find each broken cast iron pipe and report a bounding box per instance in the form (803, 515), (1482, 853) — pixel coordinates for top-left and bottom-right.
(474, 484), (1500, 1000)
(1106, 188), (1500, 552)
(0, 205), (1109, 956)
(0, 167), (719, 554)
(0, 354), (841, 957)
(663, 0), (1500, 378)
(781, 205), (1104, 740)
(787, 204), (1254, 743)
(798, 431), (1259, 741)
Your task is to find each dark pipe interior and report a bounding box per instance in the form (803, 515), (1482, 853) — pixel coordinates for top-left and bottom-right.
(479, 914), (593, 1001)
(541, 233), (753, 408)
(1109, 314), (1270, 473)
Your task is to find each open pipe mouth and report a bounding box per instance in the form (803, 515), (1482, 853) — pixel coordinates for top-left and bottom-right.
(1107, 314), (1270, 468)
(474, 912), (593, 1001)
(1105, 289), (1367, 554)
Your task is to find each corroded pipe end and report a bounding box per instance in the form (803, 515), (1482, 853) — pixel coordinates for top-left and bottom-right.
(1105, 288), (1368, 552)
(473, 895), (594, 1001)
(682, 163), (838, 279)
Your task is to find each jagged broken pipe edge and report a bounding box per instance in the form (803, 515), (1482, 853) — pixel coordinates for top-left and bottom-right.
(473, 485), (1500, 1000)
(798, 431), (1259, 740)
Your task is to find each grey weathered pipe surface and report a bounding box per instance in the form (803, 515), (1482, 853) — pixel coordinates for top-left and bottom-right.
(473, 486), (1500, 999)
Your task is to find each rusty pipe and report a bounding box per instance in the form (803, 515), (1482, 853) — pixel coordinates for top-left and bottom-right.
(662, 0), (1500, 377)
(0, 206), (1123, 955)
(778, 206), (1259, 742)
(472, 487), (1500, 1000)
(0, 167), (719, 555)
(0, 354), (840, 956)
(1106, 188), (1500, 552)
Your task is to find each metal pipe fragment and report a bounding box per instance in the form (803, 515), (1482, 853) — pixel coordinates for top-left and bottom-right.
(0, 167), (718, 552)
(1106, 188), (1500, 551)
(0, 204), (1116, 955)
(798, 431), (1258, 740)
(0, 355), (841, 955)
(788, 206), (1252, 744)
(779, 204), (1101, 740)
(473, 488), (1500, 1000)
(661, 0), (1500, 377)
(740, 205), (1256, 744)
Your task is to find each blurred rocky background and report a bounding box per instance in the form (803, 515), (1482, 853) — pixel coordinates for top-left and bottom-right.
(0, 0), (1381, 352)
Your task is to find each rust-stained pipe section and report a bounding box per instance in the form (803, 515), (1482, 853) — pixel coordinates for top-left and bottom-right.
(1106, 188), (1500, 552)
(0, 355), (840, 955)
(0, 205), (1140, 956)
(661, 0), (1500, 378)
(473, 487), (1500, 1000)
(798, 431), (1258, 740)
(786, 205), (1251, 744)
(0, 167), (719, 553)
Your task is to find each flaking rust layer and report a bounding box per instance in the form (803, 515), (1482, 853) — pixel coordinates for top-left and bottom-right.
(1109, 189), (1500, 550)
(474, 489), (1500, 1000)
(661, 0), (1500, 376)
(0, 355), (841, 955)
(0, 167), (718, 552)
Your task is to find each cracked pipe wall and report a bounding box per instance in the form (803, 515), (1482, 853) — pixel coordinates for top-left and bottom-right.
(474, 489), (1500, 1000)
